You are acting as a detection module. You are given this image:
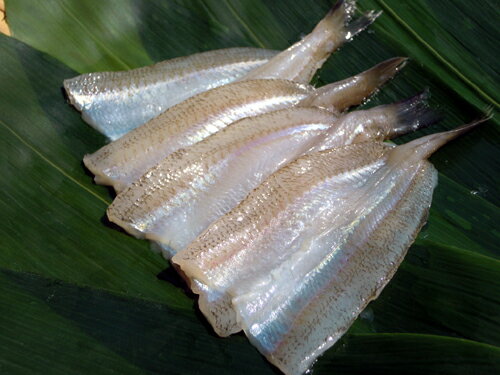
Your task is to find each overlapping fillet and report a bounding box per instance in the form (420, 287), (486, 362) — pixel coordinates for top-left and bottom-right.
(173, 120), (485, 375)
(64, 48), (278, 140)
(84, 56), (405, 193)
(107, 90), (436, 258)
(67, 0), (377, 141)
(83, 79), (313, 192)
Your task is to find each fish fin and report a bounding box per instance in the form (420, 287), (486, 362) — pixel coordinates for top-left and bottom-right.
(321, 1), (378, 42)
(387, 89), (442, 138)
(304, 57), (407, 111)
(369, 56), (408, 89)
(390, 115), (491, 163)
(345, 9), (382, 38)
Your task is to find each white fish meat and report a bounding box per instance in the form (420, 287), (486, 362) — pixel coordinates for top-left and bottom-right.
(66, 0), (378, 140)
(64, 48), (278, 140)
(107, 90), (435, 258)
(84, 57), (404, 193)
(172, 119), (485, 375)
(83, 79), (312, 192)
(242, 0), (380, 84)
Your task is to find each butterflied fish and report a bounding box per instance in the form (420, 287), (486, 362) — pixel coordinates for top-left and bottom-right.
(172, 118), (486, 375)
(84, 58), (405, 192)
(107, 90), (436, 259)
(67, 0), (377, 141)
(64, 48), (278, 140)
(242, 0), (380, 83)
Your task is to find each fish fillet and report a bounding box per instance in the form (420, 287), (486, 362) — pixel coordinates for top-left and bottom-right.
(83, 79), (313, 192)
(108, 91), (436, 259)
(84, 57), (405, 193)
(64, 48), (278, 140)
(173, 119), (485, 375)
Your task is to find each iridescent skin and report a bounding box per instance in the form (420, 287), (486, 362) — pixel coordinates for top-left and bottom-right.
(64, 48), (278, 140)
(107, 90), (434, 259)
(83, 79), (313, 192)
(173, 120), (485, 375)
(68, 0), (380, 141)
(84, 56), (406, 193)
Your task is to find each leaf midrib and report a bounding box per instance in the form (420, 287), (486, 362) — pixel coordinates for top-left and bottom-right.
(374, 0), (499, 109)
(58, 1), (132, 71)
(0, 118), (111, 206)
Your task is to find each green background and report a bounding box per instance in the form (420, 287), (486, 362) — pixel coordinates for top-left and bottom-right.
(1, 0), (499, 373)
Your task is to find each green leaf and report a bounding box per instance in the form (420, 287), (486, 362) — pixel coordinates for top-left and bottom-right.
(2, 0), (499, 373)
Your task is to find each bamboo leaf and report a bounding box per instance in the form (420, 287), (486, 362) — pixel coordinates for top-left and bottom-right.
(1, 0), (499, 373)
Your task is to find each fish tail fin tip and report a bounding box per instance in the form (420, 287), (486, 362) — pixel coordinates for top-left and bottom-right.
(393, 115), (490, 162)
(370, 56), (408, 84)
(389, 89), (442, 138)
(302, 57), (407, 111)
(345, 9), (382, 39)
(323, 1), (373, 34)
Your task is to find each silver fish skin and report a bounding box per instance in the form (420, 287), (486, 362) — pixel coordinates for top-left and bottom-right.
(107, 108), (334, 255)
(84, 57), (407, 193)
(83, 79), (313, 192)
(107, 90), (436, 260)
(171, 98), (435, 336)
(242, 0), (380, 84)
(64, 48), (278, 140)
(173, 119), (485, 375)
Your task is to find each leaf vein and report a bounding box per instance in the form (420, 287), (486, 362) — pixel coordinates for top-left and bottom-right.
(375, 0), (499, 108)
(0, 118), (110, 206)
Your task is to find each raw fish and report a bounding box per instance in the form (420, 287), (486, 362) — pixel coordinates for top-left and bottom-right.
(84, 58), (404, 192)
(107, 91), (436, 258)
(66, 0), (377, 140)
(242, 0), (380, 83)
(173, 119), (486, 375)
(84, 79), (312, 192)
(64, 48), (278, 140)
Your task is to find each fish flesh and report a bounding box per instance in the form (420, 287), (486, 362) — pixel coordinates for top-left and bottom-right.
(84, 57), (404, 193)
(107, 90), (436, 258)
(64, 48), (278, 140)
(83, 79), (313, 192)
(242, 0), (380, 84)
(172, 119), (485, 375)
(66, 0), (377, 140)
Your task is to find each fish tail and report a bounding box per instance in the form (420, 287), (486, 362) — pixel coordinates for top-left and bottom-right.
(369, 56), (408, 88)
(320, 1), (379, 41)
(390, 114), (491, 162)
(387, 89), (442, 138)
(345, 9), (382, 39)
(305, 57), (407, 112)
(316, 0), (350, 41)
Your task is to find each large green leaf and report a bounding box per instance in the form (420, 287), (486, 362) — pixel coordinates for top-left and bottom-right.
(1, 0), (499, 373)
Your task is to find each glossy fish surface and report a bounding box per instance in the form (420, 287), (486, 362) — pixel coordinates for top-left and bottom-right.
(173, 120), (485, 375)
(84, 56), (406, 193)
(108, 90), (436, 259)
(64, 48), (278, 140)
(83, 79), (313, 192)
(107, 107), (335, 256)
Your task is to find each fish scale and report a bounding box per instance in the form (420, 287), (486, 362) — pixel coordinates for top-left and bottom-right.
(83, 79), (313, 192)
(173, 119), (486, 375)
(107, 89), (436, 258)
(64, 48), (278, 140)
